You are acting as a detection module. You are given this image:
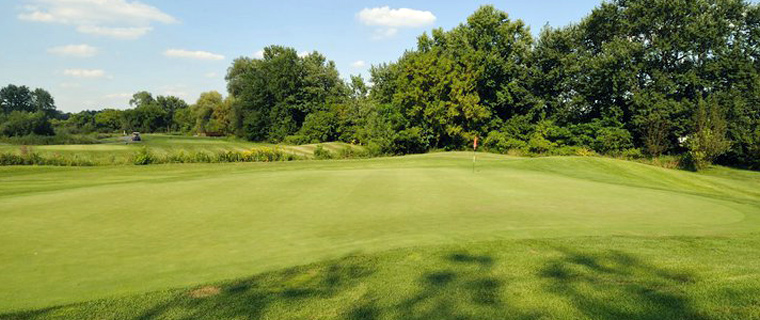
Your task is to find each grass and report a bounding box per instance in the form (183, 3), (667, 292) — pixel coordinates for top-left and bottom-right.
(0, 134), (365, 165)
(0, 152), (759, 318)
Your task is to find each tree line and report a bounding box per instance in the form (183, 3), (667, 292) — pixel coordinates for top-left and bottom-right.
(1, 0), (758, 169)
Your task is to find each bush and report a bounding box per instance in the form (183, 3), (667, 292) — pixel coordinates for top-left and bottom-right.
(684, 99), (731, 170)
(593, 127), (633, 154)
(313, 145), (333, 160)
(528, 133), (553, 154)
(0, 147), (95, 166)
(483, 131), (527, 153)
(132, 147), (155, 165)
(391, 127), (429, 155)
(297, 111), (338, 143)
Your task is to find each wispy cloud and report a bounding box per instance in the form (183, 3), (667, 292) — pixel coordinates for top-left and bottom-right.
(64, 68), (105, 78)
(164, 49), (225, 61)
(18, 0), (176, 39)
(77, 25), (152, 39)
(48, 44), (98, 57)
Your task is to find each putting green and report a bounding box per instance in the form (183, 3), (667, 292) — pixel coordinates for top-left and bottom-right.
(1, 152), (758, 312)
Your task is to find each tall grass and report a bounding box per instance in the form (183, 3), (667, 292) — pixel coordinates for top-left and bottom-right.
(0, 133), (111, 145)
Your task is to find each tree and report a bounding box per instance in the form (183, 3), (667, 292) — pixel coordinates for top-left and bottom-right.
(226, 46), (347, 142)
(0, 85), (35, 114)
(684, 98), (731, 170)
(94, 109), (124, 132)
(0, 111), (54, 136)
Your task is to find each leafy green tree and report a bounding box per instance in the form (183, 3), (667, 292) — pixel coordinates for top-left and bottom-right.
(94, 109), (124, 132)
(685, 98), (731, 170)
(0, 85), (34, 114)
(0, 111), (54, 136)
(226, 46), (347, 141)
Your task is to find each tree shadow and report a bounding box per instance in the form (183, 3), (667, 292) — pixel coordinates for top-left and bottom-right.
(126, 255), (376, 320)
(539, 247), (704, 320)
(387, 252), (540, 320)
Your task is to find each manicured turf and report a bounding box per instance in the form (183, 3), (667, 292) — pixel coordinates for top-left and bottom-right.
(1, 153), (759, 318)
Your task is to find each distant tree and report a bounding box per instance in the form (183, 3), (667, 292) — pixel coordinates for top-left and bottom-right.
(94, 109), (124, 132)
(31, 88), (58, 118)
(226, 46), (347, 141)
(0, 85), (35, 114)
(129, 91), (155, 108)
(0, 111), (54, 136)
(191, 91), (223, 134)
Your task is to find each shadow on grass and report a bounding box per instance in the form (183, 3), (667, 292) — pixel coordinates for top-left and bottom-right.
(137, 255), (376, 320)
(5, 248), (709, 320)
(539, 247), (704, 320)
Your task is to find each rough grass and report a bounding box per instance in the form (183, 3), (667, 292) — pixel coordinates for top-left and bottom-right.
(1, 152), (759, 318)
(0, 134), (364, 165)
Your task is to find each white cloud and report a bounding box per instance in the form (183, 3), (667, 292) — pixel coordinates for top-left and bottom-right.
(351, 60), (366, 68)
(358, 7), (436, 27)
(164, 49), (225, 61)
(77, 25), (151, 39)
(64, 68), (105, 78)
(19, 10), (55, 22)
(358, 7), (435, 39)
(253, 50), (265, 59)
(18, 0), (176, 39)
(48, 44), (98, 57)
(298, 51), (310, 58)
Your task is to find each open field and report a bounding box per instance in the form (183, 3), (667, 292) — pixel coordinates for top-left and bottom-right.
(0, 134), (363, 164)
(1, 153), (759, 318)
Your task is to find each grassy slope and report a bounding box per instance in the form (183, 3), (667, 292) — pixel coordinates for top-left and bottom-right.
(1, 153), (759, 318)
(0, 134), (361, 163)
(7, 236), (759, 320)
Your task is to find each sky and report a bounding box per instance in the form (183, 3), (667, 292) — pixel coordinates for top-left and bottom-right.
(0, 0), (608, 113)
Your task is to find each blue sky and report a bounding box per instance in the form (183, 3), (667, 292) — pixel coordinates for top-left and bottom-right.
(1, 0), (607, 112)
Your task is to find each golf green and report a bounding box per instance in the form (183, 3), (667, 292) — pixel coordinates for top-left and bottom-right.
(1, 152), (758, 313)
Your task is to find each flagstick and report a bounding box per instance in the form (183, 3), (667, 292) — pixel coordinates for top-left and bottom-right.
(472, 149), (476, 173)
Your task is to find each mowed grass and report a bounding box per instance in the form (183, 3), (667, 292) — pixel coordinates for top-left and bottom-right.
(0, 134), (362, 163)
(1, 153), (759, 318)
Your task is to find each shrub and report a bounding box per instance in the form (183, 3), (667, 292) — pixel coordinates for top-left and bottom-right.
(528, 133), (553, 154)
(483, 131), (527, 153)
(313, 145), (333, 160)
(392, 127), (430, 155)
(684, 99), (731, 170)
(593, 127), (633, 154)
(132, 146), (155, 165)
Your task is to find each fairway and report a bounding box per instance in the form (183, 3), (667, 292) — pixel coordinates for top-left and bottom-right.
(1, 153), (759, 315)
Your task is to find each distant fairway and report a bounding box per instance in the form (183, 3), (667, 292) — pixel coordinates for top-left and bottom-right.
(1, 153), (759, 318)
(0, 134), (362, 164)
